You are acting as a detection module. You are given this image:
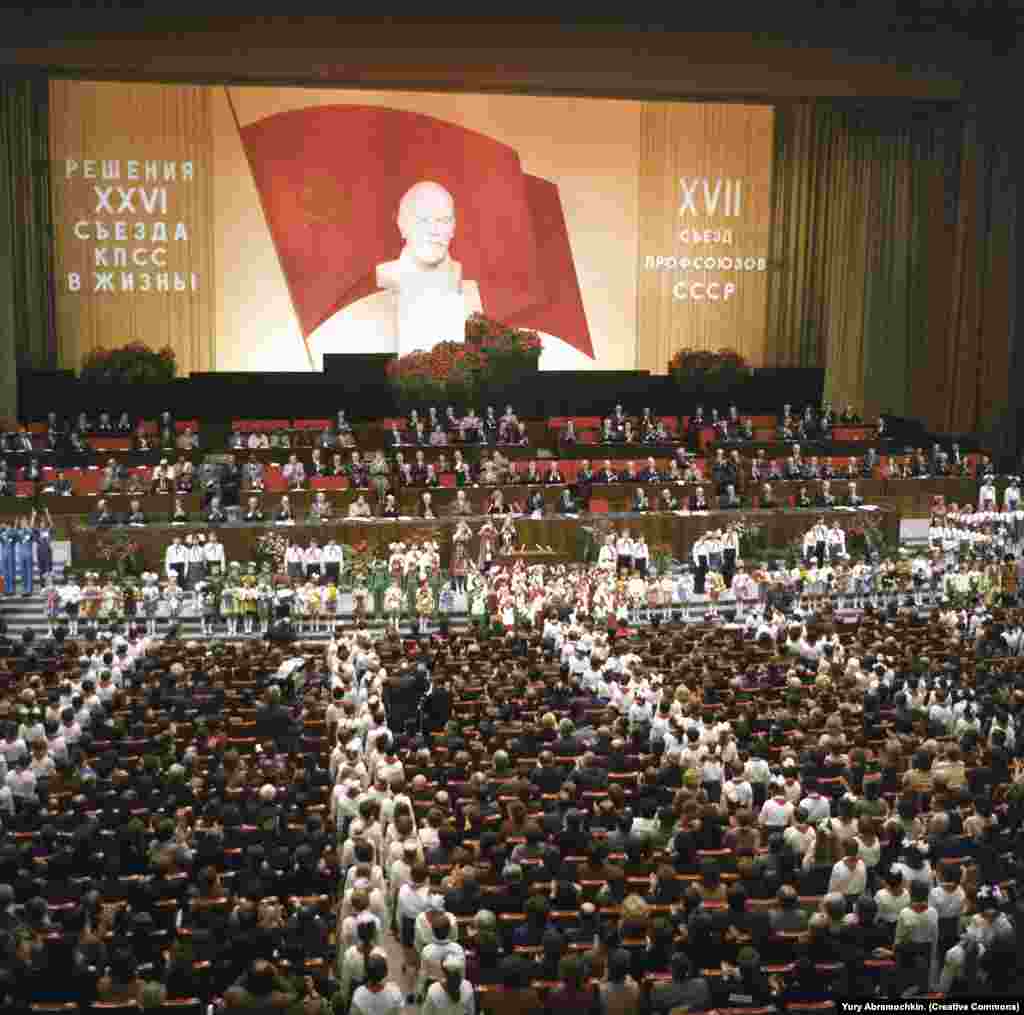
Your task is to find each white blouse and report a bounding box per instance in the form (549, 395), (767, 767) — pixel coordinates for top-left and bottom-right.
(894, 904), (938, 947)
(929, 884), (966, 920)
(875, 887), (911, 923)
(421, 980), (476, 1015)
(350, 983), (405, 1015)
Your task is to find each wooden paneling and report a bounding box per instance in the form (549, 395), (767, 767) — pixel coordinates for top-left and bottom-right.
(49, 80), (216, 375)
(637, 103), (773, 372)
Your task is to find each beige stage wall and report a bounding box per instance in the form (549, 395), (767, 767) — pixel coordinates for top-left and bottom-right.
(49, 81), (773, 378)
(49, 80), (217, 375)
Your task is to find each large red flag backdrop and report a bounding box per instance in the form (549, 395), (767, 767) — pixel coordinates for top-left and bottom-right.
(238, 105), (594, 359)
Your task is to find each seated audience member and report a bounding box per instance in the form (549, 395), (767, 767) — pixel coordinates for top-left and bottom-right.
(719, 483), (742, 509)
(349, 494), (372, 519)
(275, 496), (294, 522)
(816, 481), (837, 508)
(244, 458), (265, 491)
(283, 454), (306, 490)
(127, 499), (147, 525)
(243, 496), (265, 522)
(94, 498), (117, 526)
(460, 408), (484, 444)
(309, 491), (332, 521)
(689, 485), (709, 511)
(45, 469), (74, 496)
(560, 419), (578, 445)
(450, 490), (474, 516)
(206, 496), (227, 524)
(639, 457), (661, 482)
(177, 425), (199, 450)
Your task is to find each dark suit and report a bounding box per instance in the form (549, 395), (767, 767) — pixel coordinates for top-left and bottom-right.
(530, 764), (567, 794)
(688, 496), (709, 511)
(255, 703), (298, 750)
(575, 764), (609, 790)
(421, 686), (452, 733)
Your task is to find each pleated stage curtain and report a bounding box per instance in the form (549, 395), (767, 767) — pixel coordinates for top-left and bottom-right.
(0, 73), (56, 419)
(767, 99), (1016, 434)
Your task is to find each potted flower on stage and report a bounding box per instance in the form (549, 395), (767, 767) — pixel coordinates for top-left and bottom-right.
(386, 314), (542, 410)
(668, 347), (750, 400)
(80, 342), (177, 384)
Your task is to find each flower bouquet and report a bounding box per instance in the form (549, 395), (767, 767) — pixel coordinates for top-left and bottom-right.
(96, 533), (141, 578)
(668, 346), (750, 398)
(465, 312), (542, 387)
(387, 314), (542, 410)
(254, 531), (289, 574)
(79, 341), (177, 384)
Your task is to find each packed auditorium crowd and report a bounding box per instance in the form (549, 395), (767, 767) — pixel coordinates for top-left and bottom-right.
(0, 398), (1021, 1013)
(0, 590), (1021, 1012)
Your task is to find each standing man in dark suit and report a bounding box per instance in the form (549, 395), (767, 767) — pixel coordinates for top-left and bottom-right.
(421, 677), (452, 734)
(255, 687), (299, 752)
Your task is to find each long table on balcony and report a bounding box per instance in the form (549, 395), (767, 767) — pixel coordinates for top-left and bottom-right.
(4, 476), (975, 534)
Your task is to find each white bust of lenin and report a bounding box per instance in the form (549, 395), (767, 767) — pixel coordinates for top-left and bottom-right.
(376, 181), (481, 356)
(305, 180), (481, 365)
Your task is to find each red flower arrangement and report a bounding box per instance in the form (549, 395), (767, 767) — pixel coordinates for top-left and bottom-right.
(669, 346), (749, 397)
(388, 314), (541, 408)
(80, 342), (177, 384)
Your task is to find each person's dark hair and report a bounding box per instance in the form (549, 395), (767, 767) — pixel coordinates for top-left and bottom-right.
(356, 917), (376, 949)
(477, 929), (500, 964)
(364, 953), (388, 986)
(727, 883), (748, 912)
(607, 948), (631, 984)
(500, 954), (532, 989)
(671, 951), (693, 982)
(245, 960), (276, 998)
